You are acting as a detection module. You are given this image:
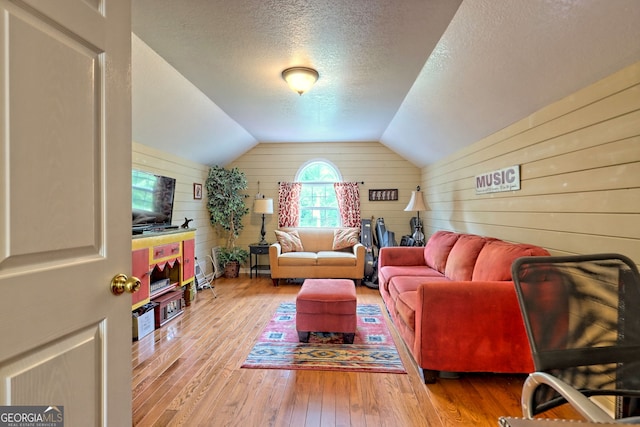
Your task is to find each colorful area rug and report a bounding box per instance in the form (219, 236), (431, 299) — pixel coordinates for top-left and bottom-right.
(241, 302), (406, 374)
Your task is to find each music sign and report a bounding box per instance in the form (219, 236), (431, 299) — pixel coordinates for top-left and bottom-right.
(475, 165), (520, 194)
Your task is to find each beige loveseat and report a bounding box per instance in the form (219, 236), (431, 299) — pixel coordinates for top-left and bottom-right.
(269, 227), (365, 286)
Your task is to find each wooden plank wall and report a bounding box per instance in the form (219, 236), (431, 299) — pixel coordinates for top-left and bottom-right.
(132, 141), (218, 275)
(421, 61), (640, 264)
(227, 141), (422, 252)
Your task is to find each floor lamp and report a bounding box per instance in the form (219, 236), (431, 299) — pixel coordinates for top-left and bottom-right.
(404, 186), (429, 246)
(254, 198), (274, 245)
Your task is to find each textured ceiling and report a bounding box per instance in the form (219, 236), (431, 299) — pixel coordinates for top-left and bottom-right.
(132, 0), (640, 167)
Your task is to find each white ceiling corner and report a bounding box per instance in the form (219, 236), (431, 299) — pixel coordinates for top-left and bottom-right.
(132, 0), (640, 167)
(132, 34), (257, 166)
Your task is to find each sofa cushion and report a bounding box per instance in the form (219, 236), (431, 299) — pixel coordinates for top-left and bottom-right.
(389, 277), (420, 302)
(388, 275), (450, 303)
(379, 266), (444, 292)
(444, 234), (488, 281)
(274, 229), (304, 253)
(288, 228), (335, 252)
(472, 240), (550, 281)
(317, 251), (357, 266)
(332, 227), (360, 250)
(396, 291), (418, 332)
(424, 231), (460, 273)
(278, 252), (317, 266)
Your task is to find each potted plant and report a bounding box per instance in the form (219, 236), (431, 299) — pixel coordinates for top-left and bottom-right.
(217, 246), (250, 278)
(205, 166), (250, 278)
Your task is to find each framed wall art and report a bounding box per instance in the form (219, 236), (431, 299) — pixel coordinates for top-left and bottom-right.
(193, 183), (203, 200)
(369, 189), (398, 201)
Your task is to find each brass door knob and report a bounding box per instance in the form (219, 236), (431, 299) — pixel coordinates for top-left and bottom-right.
(110, 274), (141, 295)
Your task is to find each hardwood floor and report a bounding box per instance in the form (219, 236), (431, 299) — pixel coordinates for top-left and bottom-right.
(132, 275), (579, 426)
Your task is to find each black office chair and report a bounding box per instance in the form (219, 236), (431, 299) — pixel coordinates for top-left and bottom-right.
(511, 253), (640, 423)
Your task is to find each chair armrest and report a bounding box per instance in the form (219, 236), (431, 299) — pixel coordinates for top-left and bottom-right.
(378, 246), (425, 268)
(353, 242), (365, 256)
(414, 280), (533, 371)
(353, 243), (365, 271)
(269, 243), (282, 269)
(522, 372), (614, 422)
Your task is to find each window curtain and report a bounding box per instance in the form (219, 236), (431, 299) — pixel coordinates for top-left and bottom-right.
(334, 182), (361, 228)
(278, 182), (302, 228)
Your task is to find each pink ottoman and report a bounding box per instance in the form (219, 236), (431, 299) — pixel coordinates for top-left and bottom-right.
(296, 279), (357, 344)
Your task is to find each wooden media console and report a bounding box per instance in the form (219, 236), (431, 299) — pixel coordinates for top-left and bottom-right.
(131, 229), (195, 332)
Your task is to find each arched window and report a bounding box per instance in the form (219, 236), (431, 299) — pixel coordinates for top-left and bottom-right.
(295, 159), (342, 227)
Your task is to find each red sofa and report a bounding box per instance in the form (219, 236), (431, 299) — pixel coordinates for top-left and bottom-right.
(378, 230), (550, 383)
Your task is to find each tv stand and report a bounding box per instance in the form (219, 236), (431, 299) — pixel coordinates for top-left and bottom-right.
(132, 224), (181, 235)
(131, 229), (195, 311)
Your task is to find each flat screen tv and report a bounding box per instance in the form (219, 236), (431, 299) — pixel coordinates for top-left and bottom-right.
(132, 169), (177, 233)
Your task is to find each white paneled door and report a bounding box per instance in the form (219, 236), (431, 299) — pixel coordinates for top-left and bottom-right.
(0, 0), (132, 425)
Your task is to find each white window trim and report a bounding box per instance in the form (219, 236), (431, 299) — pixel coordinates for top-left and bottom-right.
(295, 158), (343, 182)
(295, 158), (343, 228)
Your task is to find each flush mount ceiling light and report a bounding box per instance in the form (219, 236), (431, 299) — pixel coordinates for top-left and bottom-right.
(281, 66), (319, 95)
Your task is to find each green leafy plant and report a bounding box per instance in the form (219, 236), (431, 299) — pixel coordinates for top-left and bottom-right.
(217, 247), (249, 267)
(205, 165), (250, 250)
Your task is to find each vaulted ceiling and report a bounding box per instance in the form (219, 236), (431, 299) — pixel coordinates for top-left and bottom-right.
(131, 0), (640, 168)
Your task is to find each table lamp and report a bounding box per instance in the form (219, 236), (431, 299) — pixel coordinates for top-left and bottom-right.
(254, 198), (274, 245)
(404, 186), (429, 245)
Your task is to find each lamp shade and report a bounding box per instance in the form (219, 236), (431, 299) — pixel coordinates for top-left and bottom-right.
(254, 198), (274, 215)
(404, 188), (429, 212)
